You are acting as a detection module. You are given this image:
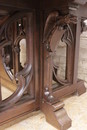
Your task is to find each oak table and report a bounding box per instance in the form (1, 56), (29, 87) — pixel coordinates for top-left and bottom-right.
(0, 0), (87, 130)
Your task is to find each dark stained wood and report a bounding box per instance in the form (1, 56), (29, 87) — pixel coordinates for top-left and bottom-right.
(0, 1), (87, 130)
(73, 18), (81, 83)
(0, 0), (40, 10)
(40, 2), (87, 130)
(33, 11), (40, 103)
(41, 101), (71, 130)
(0, 9), (39, 124)
(53, 81), (86, 99)
(40, 0), (70, 10)
(0, 100), (38, 125)
(26, 13), (35, 98)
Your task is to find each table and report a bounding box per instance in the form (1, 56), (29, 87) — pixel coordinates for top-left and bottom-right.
(0, 0), (87, 130)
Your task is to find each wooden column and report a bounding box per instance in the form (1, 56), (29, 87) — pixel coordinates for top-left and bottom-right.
(73, 17), (81, 83)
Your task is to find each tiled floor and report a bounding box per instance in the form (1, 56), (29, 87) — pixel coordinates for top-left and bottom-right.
(1, 86), (87, 130)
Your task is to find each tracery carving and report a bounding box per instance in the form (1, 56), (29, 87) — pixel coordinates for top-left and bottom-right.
(0, 12), (33, 110)
(43, 11), (75, 92)
(0, 1), (86, 130)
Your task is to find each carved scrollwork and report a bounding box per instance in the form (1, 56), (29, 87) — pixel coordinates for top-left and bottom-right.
(43, 11), (76, 51)
(43, 11), (75, 86)
(62, 24), (74, 46)
(0, 64), (32, 111)
(0, 12), (33, 111)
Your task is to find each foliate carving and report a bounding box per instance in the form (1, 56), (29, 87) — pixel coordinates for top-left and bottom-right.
(43, 13), (76, 51)
(43, 11), (75, 87)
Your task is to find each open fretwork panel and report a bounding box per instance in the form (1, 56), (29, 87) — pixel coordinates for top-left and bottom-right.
(0, 1), (87, 130)
(0, 1), (39, 125)
(40, 1), (87, 130)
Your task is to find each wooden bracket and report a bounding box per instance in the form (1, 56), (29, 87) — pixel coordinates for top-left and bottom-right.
(41, 100), (71, 130)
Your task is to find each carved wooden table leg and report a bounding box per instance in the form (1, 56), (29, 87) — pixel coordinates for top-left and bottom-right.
(73, 18), (86, 95)
(0, 1), (87, 130)
(41, 100), (71, 130)
(0, 11), (39, 124)
(40, 6), (86, 129)
(40, 11), (73, 130)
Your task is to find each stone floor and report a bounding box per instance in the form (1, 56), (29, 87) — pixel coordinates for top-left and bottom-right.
(1, 86), (87, 130)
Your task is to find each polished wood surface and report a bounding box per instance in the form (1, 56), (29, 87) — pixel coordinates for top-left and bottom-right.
(0, 0), (87, 130)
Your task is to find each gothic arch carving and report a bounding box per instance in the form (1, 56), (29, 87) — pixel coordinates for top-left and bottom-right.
(43, 11), (75, 89)
(0, 12), (33, 111)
